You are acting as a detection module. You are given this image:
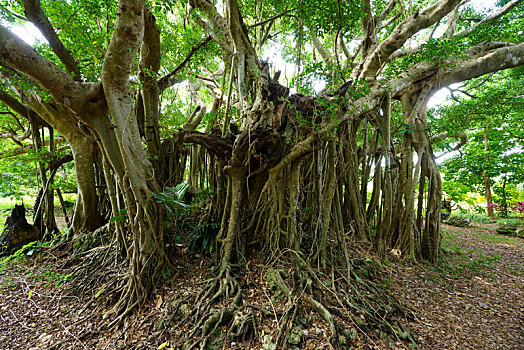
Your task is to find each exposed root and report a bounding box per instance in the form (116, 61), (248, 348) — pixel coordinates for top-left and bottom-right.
(180, 266), (249, 349)
(257, 251), (417, 348)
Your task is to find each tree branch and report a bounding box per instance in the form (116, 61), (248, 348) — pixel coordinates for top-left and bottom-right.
(444, 7), (459, 37)
(0, 135), (66, 159)
(310, 30), (332, 66)
(183, 82), (206, 130)
(249, 9), (295, 28)
(359, 0), (460, 79)
(431, 131), (467, 151)
(437, 42), (524, 88)
(158, 36), (212, 91)
(0, 23), (90, 109)
(22, 0), (82, 81)
(0, 5), (28, 21)
(0, 88), (39, 122)
(0, 122), (31, 146)
(189, 0), (231, 52)
(507, 129), (524, 140)
(447, 86), (476, 100)
(360, 0), (376, 61)
(179, 130), (233, 158)
(376, 0), (398, 26)
(101, 0), (145, 122)
(456, 0), (523, 37)
(227, 0), (256, 59)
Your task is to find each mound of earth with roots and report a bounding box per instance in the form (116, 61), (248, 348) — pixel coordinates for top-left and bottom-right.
(1, 219), (523, 349)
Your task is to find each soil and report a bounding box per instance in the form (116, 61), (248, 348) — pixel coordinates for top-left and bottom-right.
(0, 221), (522, 349)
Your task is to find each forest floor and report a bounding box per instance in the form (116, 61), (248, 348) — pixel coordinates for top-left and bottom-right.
(0, 220), (522, 349)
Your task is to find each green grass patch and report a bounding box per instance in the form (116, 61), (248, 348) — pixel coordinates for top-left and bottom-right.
(471, 231), (523, 246)
(446, 224), (523, 247)
(430, 230), (503, 282)
(0, 193), (77, 212)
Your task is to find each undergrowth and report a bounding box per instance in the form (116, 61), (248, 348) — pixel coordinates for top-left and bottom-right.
(454, 213), (494, 223)
(497, 218), (523, 226)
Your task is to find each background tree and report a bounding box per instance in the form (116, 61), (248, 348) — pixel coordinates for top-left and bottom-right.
(432, 66), (524, 217)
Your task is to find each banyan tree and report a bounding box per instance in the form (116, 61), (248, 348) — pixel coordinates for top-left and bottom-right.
(1, 0), (523, 347)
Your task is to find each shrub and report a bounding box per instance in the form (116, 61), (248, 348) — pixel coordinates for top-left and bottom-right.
(511, 201), (524, 214)
(460, 213), (494, 224)
(446, 215), (470, 227)
(497, 218), (522, 226)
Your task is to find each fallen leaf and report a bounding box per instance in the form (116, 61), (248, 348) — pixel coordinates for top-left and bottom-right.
(156, 295), (163, 309)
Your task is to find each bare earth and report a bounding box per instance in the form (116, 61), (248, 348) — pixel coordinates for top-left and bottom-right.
(0, 222), (522, 349)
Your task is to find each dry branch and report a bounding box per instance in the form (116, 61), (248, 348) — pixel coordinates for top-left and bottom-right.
(0, 136), (66, 159)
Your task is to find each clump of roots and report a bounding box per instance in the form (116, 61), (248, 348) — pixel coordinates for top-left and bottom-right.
(174, 247), (416, 349)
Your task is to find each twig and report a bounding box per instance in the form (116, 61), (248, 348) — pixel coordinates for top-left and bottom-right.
(9, 309), (31, 330)
(158, 36), (212, 91)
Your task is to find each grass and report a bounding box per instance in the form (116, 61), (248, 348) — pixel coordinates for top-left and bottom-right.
(1, 238), (73, 293)
(0, 193), (77, 212)
(0, 197), (30, 211)
(428, 229), (503, 282)
(446, 220), (523, 247)
(471, 231), (523, 246)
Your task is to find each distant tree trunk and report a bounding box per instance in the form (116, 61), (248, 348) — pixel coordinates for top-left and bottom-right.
(501, 176), (508, 218)
(483, 125), (495, 218)
(31, 123), (59, 239)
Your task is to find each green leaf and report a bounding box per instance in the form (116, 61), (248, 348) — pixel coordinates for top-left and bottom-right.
(95, 287), (105, 298)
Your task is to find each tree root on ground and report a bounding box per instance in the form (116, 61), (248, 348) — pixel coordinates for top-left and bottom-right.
(172, 255), (417, 349)
(179, 266), (256, 349)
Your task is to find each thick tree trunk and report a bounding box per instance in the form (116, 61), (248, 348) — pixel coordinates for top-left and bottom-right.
(94, 0), (170, 319)
(396, 86), (443, 262)
(69, 136), (102, 233)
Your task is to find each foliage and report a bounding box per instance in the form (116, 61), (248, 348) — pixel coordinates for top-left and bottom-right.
(512, 201), (524, 214)
(496, 218), (523, 226)
(152, 183), (219, 251)
(442, 180), (472, 207)
(0, 0), (523, 346)
(434, 67), (524, 186)
(36, 269), (73, 288)
(151, 183), (190, 217)
(109, 209), (129, 225)
(0, 155), (39, 199)
(189, 222), (220, 252)
(455, 213), (494, 224)
(435, 231), (501, 280)
(0, 241), (38, 272)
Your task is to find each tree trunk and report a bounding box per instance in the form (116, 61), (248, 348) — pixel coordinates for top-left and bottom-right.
(483, 125), (495, 219)
(69, 135), (102, 233)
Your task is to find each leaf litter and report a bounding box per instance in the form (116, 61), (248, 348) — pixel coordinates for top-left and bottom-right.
(0, 222), (522, 349)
